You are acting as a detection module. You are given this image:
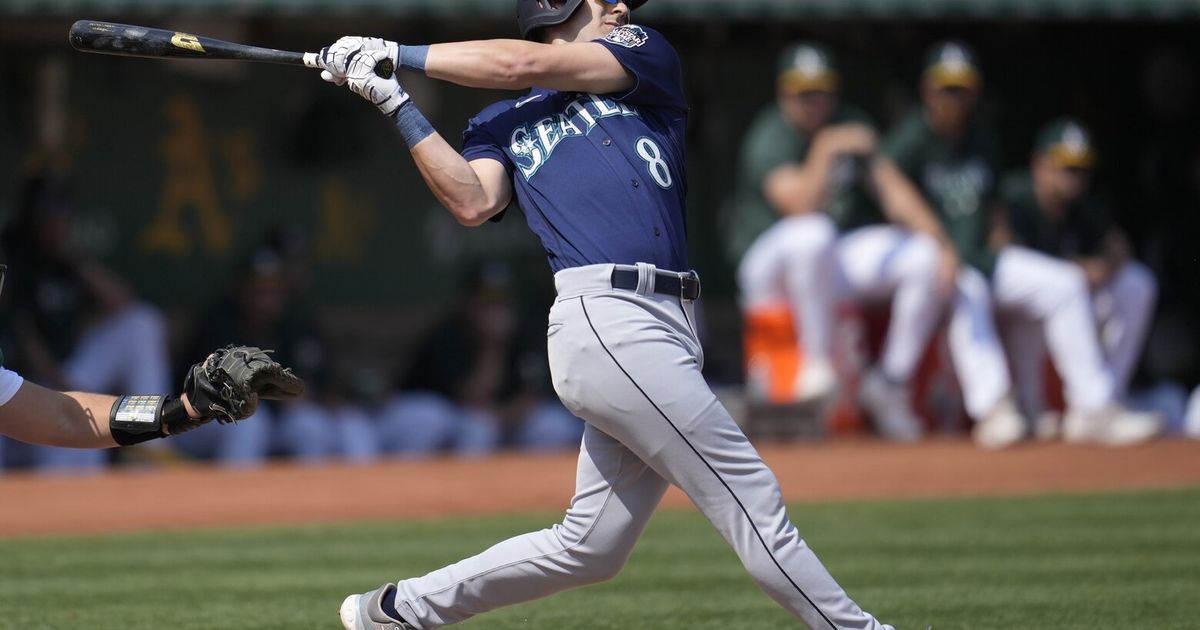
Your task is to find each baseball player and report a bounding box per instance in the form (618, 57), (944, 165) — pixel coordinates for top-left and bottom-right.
(884, 41), (1159, 448)
(316, 2), (899, 629)
(998, 118), (1158, 433)
(0, 265), (306, 449)
(730, 42), (960, 441)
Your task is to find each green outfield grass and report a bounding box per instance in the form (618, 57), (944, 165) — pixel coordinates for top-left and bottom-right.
(2, 487), (1199, 629)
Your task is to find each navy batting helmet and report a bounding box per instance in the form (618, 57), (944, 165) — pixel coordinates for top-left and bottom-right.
(517, 0), (649, 40)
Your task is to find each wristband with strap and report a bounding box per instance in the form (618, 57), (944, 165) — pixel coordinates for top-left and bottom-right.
(109, 395), (193, 445)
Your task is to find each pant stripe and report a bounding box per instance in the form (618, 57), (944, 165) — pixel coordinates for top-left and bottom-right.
(579, 296), (839, 630)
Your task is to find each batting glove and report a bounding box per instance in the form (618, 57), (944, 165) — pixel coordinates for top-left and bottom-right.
(317, 36), (398, 85)
(346, 48), (410, 116)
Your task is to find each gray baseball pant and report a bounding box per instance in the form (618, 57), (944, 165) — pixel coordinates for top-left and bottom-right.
(390, 263), (893, 630)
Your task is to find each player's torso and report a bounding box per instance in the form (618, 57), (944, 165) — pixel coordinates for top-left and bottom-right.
(887, 115), (999, 270)
(487, 89), (689, 272)
(1002, 171), (1105, 258)
(920, 141), (996, 223)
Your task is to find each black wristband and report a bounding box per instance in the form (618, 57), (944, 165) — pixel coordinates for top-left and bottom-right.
(109, 395), (168, 446)
(159, 395), (191, 434)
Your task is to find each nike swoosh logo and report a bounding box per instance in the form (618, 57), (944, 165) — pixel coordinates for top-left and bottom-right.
(515, 94), (545, 108)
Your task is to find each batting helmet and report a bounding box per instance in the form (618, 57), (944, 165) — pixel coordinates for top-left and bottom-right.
(517, 0), (649, 40)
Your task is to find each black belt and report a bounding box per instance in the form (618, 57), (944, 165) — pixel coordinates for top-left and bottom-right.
(610, 268), (701, 301)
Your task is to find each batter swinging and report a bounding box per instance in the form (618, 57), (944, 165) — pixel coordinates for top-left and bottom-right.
(316, 2), (899, 628)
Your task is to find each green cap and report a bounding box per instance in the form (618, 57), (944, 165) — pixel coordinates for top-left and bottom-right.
(777, 43), (839, 94)
(923, 40), (981, 90)
(1035, 118), (1096, 169)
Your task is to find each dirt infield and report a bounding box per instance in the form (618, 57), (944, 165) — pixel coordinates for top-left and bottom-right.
(1, 438), (1198, 537)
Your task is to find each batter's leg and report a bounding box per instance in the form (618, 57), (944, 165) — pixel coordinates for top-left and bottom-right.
(551, 291), (892, 630)
(388, 424), (669, 628)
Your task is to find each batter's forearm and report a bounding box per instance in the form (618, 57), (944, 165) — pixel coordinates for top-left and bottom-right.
(410, 135), (506, 226)
(426, 40), (546, 90)
(424, 39), (631, 94)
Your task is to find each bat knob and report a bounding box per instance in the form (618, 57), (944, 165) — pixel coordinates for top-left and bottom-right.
(374, 57), (395, 79)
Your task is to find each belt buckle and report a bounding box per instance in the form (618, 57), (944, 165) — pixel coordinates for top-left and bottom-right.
(681, 270), (700, 302)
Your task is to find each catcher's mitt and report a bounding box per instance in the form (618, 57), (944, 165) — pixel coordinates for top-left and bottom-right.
(183, 345), (306, 423)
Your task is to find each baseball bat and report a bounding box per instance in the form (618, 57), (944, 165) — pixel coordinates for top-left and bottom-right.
(68, 20), (394, 78)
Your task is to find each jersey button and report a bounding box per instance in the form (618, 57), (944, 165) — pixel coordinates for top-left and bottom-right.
(631, 180), (640, 188)
(602, 139), (612, 146)
(654, 227), (661, 236)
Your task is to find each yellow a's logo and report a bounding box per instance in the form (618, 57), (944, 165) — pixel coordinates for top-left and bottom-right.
(171, 32), (205, 53)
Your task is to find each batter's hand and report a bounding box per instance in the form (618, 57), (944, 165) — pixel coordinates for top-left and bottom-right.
(316, 36), (398, 85)
(345, 48), (410, 115)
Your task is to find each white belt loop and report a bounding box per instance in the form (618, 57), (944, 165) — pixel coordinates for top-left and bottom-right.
(635, 262), (656, 296)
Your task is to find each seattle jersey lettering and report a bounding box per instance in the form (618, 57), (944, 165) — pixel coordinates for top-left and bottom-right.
(508, 94), (639, 179)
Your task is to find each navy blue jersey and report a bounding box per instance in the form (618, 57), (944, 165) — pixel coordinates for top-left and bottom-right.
(461, 25), (689, 273)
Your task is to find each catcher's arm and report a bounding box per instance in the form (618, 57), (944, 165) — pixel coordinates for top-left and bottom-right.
(0, 345), (304, 448)
(0, 381), (203, 448)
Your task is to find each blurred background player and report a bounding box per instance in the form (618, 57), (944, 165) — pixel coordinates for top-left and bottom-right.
(729, 42), (957, 440)
(377, 260), (583, 457)
(884, 40), (1159, 447)
(0, 258), (304, 449)
(174, 235), (376, 466)
(997, 118), (1158, 433)
(0, 173), (171, 471)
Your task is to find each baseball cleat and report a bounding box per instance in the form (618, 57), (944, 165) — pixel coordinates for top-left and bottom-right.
(859, 369), (923, 442)
(972, 395), (1026, 449)
(794, 357), (838, 403)
(1062, 405), (1161, 446)
(339, 583), (414, 630)
(1034, 410), (1063, 441)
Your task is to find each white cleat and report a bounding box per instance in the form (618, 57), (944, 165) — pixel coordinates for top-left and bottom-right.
(858, 369), (923, 442)
(1062, 405), (1161, 446)
(972, 395), (1027, 449)
(795, 357), (839, 403)
(1034, 410), (1062, 442)
(339, 583), (413, 630)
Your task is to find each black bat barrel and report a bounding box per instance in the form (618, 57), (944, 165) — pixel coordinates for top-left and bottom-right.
(68, 20), (305, 66)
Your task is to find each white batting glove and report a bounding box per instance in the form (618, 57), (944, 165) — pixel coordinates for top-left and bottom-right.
(316, 36), (398, 85)
(346, 48), (410, 116)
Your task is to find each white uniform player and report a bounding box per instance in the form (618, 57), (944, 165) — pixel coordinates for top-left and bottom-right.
(316, 3), (907, 629)
(990, 120), (1159, 441)
(884, 43), (1159, 448)
(731, 42), (959, 440)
